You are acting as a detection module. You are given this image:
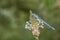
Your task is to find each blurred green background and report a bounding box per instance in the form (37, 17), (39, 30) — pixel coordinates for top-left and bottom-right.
(0, 0), (60, 40)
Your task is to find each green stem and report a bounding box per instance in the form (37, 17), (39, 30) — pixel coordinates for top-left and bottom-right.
(35, 37), (39, 40)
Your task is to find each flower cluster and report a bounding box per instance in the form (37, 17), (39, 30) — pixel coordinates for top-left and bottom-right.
(25, 10), (55, 40)
(25, 10), (44, 38)
(25, 20), (44, 37)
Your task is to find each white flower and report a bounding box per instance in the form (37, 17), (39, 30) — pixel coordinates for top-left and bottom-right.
(25, 21), (32, 30)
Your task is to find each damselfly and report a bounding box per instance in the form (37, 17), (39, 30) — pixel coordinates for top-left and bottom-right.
(25, 10), (55, 30)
